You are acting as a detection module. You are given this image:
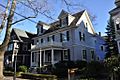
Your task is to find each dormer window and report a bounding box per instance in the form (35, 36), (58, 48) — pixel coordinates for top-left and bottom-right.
(115, 18), (120, 30)
(60, 17), (68, 27)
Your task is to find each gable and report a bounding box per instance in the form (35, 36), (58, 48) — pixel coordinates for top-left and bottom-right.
(76, 10), (95, 34)
(10, 30), (19, 41)
(12, 28), (35, 42)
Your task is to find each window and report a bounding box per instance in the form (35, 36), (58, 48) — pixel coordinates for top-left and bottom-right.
(48, 35), (55, 42)
(66, 31), (70, 41)
(63, 50), (68, 60)
(91, 51), (94, 59)
(82, 50), (87, 60)
(23, 45), (27, 51)
(60, 17), (68, 27)
(36, 40), (39, 44)
(60, 32), (69, 42)
(79, 32), (85, 41)
(95, 40), (97, 43)
(97, 56), (99, 61)
(116, 24), (120, 30)
(7, 43), (13, 51)
(11, 35), (16, 40)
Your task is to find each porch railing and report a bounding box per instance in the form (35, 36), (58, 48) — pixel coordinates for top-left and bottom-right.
(31, 42), (63, 49)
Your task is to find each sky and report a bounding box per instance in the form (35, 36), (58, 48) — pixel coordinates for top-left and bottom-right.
(0, 0), (116, 43)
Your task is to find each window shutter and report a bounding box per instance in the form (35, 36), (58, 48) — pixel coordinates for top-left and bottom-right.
(37, 28), (39, 35)
(66, 16), (68, 25)
(41, 26), (43, 33)
(41, 39), (43, 43)
(60, 19), (62, 27)
(68, 49), (70, 61)
(60, 33), (62, 42)
(79, 32), (82, 41)
(66, 31), (69, 41)
(52, 35), (55, 41)
(116, 24), (120, 30)
(83, 33), (85, 41)
(47, 37), (49, 42)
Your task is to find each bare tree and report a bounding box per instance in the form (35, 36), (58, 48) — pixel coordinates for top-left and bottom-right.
(0, 0), (92, 79)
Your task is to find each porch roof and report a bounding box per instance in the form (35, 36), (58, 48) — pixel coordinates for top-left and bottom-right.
(30, 42), (66, 51)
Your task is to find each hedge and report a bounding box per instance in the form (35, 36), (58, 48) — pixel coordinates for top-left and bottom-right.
(21, 73), (57, 80)
(3, 71), (14, 76)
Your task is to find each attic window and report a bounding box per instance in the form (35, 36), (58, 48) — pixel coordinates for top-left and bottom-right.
(60, 17), (68, 27)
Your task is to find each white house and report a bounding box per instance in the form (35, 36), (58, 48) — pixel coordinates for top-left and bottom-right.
(30, 10), (105, 68)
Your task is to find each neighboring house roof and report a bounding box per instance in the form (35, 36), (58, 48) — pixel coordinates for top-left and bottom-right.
(12, 28), (36, 42)
(43, 10), (85, 34)
(58, 10), (69, 19)
(109, 7), (120, 15)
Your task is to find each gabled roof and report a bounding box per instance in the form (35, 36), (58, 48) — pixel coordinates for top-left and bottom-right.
(13, 28), (29, 38)
(109, 7), (120, 15)
(43, 10), (85, 34)
(37, 21), (50, 27)
(58, 10), (69, 19)
(12, 28), (36, 42)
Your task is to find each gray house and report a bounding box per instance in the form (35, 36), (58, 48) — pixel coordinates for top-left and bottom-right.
(30, 10), (105, 68)
(109, 0), (120, 54)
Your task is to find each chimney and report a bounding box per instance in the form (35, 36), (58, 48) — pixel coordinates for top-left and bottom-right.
(99, 32), (101, 36)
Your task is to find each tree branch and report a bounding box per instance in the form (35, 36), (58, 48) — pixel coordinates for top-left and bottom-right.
(19, 0), (55, 20)
(0, 0), (16, 50)
(0, 0), (10, 33)
(12, 16), (36, 25)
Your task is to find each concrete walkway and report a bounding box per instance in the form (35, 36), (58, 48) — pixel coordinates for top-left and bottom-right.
(4, 76), (30, 80)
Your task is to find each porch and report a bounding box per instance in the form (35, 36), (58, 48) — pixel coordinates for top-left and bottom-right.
(31, 48), (70, 68)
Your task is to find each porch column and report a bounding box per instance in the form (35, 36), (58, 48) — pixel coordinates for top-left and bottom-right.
(30, 52), (32, 67)
(43, 50), (45, 66)
(51, 49), (54, 65)
(22, 55), (25, 64)
(39, 50), (42, 68)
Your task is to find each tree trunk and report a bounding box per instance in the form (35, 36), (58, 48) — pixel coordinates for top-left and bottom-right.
(0, 0), (16, 80)
(0, 50), (5, 80)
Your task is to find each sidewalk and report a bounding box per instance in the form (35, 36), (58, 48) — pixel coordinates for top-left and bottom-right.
(4, 76), (30, 80)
